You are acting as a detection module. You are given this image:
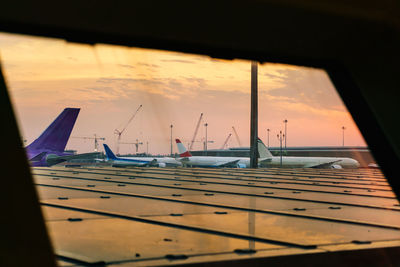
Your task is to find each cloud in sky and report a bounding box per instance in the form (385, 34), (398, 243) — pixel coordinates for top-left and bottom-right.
(117, 64), (135, 69)
(265, 68), (345, 112)
(0, 32), (366, 154)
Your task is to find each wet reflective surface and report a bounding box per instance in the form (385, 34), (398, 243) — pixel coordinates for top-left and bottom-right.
(34, 166), (400, 266)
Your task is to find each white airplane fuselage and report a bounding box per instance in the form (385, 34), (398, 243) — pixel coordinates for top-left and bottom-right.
(112, 156), (181, 167)
(175, 138), (360, 169)
(181, 156), (358, 168)
(179, 156), (244, 167)
(260, 156), (360, 168)
(178, 156), (272, 168)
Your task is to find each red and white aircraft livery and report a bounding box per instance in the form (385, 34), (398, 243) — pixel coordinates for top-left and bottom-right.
(176, 138), (360, 169)
(175, 139), (272, 168)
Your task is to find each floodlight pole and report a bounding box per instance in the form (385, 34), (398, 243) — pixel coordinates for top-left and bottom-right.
(170, 124), (173, 156)
(284, 119), (288, 150)
(277, 131), (284, 168)
(342, 126), (346, 147)
(267, 128), (270, 148)
(204, 123), (208, 156)
(250, 61), (259, 168)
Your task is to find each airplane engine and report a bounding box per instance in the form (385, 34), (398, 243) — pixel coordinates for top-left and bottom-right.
(157, 163), (167, 168)
(331, 164), (343, 169)
(237, 163), (247, 168)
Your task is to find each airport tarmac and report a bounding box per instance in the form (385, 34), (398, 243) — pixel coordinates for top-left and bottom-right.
(32, 166), (400, 266)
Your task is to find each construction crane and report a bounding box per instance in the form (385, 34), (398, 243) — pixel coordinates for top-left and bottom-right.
(114, 104), (142, 154)
(120, 139), (143, 153)
(232, 126), (242, 147)
(189, 113), (203, 151)
(72, 134), (106, 152)
(134, 139), (143, 153)
(220, 133), (232, 149)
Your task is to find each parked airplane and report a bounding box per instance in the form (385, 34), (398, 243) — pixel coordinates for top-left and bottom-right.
(257, 139), (360, 169)
(176, 137), (359, 169)
(175, 139), (272, 168)
(25, 108), (97, 166)
(103, 144), (181, 167)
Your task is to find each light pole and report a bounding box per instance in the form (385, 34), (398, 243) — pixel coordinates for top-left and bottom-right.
(204, 123), (208, 155)
(277, 131), (284, 168)
(283, 119), (288, 150)
(146, 141), (149, 154)
(342, 126), (345, 147)
(267, 129), (270, 148)
(170, 124), (173, 156)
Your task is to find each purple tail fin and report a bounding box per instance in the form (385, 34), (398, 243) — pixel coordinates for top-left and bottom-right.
(26, 108), (80, 152)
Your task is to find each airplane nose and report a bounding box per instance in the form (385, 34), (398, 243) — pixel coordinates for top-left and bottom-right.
(353, 159), (360, 168)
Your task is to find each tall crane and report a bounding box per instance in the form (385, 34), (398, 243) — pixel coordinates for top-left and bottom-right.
(72, 134), (106, 152)
(114, 104), (142, 154)
(134, 139), (143, 153)
(220, 133), (232, 149)
(120, 139), (143, 153)
(232, 126), (242, 147)
(189, 113), (203, 151)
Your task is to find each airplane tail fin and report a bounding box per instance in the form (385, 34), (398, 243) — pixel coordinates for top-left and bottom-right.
(26, 108), (80, 152)
(257, 138), (273, 158)
(175, 139), (192, 157)
(103, 144), (117, 160)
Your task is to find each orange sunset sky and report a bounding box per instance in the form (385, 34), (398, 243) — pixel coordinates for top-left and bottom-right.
(0, 32), (366, 155)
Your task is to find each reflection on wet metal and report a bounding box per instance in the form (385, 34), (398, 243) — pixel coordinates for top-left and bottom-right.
(34, 166), (400, 265)
(36, 182), (400, 230)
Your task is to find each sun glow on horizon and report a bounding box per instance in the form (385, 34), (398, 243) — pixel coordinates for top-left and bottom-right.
(0, 32), (366, 154)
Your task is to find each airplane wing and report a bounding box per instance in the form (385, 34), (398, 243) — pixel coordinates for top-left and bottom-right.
(29, 152), (47, 162)
(46, 152), (102, 166)
(213, 159), (240, 168)
(306, 160), (342, 169)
